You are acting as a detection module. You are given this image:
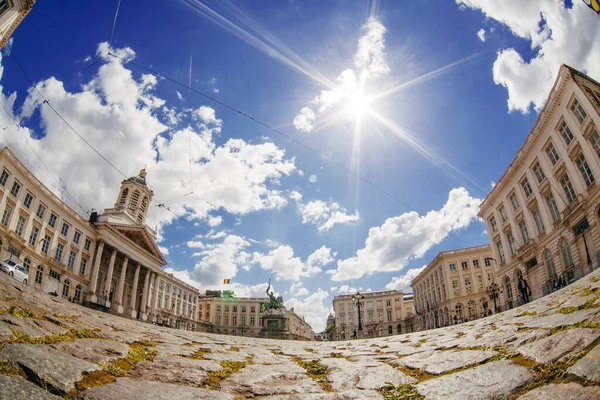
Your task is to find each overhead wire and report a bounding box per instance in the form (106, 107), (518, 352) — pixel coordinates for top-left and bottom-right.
(186, 2), (198, 195)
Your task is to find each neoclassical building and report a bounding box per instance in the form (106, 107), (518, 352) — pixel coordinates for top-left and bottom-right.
(332, 290), (415, 340)
(0, 147), (199, 330)
(411, 245), (497, 331)
(0, 0), (35, 49)
(479, 65), (600, 310)
(198, 293), (266, 337)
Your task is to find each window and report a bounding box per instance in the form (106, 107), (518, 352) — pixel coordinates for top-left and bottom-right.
(546, 142), (560, 165)
(250, 316), (255, 326)
(36, 203), (46, 219)
(521, 178), (533, 198)
(62, 280), (70, 297)
(477, 275), (483, 289)
(560, 174), (577, 203)
(48, 213), (57, 228)
(23, 193), (34, 208)
(489, 216), (497, 232)
(560, 238), (574, 267)
(558, 120), (574, 145)
(591, 127), (600, 159)
(41, 234), (51, 254)
(35, 266), (44, 284)
(84, 238), (91, 251)
(465, 278), (472, 292)
(507, 231), (518, 255)
(74, 285), (82, 302)
(10, 181), (20, 197)
(497, 241), (506, 263)
(1, 205), (12, 226)
(216, 315), (221, 324)
(499, 206), (508, 222)
(509, 193), (520, 211)
(576, 153), (594, 187)
(250, 306), (256, 313)
(79, 258), (87, 275)
(484, 257), (492, 267)
(67, 251), (76, 269)
(532, 162), (546, 183)
(473, 259), (479, 268)
(519, 220), (529, 243)
(585, 87), (600, 108)
(570, 98), (587, 124)
(241, 306), (246, 313)
(61, 222), (70, 236)
(15, 215), (26, 236)
(461, 261), (468, 271)
(505, 276), (513, 299)
(55, 243), (64, 261)
(73, 231), (81, 244)
(452, 280), (459, 291)
(449, 263), (456, 272)
(545, 193), (560, 222)
(232, 306), (237, 312)
(387, 310), (392, 321)
(0, 169), (9, 186)
(532, 207), (545, 234)
(545, 249), (556, 277)
(232, 315), (237, 325)
(224, 305), (229, 312)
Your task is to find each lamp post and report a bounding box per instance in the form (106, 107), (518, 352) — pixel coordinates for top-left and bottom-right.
(487, 282), (500, 314)
(352, 292), (365, 334)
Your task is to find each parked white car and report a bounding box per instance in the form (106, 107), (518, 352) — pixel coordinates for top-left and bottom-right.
(0, 259), (29, 284)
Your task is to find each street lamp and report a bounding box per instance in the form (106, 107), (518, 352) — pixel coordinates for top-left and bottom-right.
(487, 282), (500, 314)
(351, 292), (365, 334)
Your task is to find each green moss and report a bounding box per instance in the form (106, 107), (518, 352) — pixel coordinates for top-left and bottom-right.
(294, 358), (332, 391)
(125, 344), (157, 364)
(557, 306), (579, 314)
(517, 311), (537, 317)
(0, 306), (37, 318)
(0, 359), (21, 376)
(101, 363), (126, 377)
(180, 347), (211, 360)
(204, 359), (253, 390)
(134, 339), (157, 347)
(378, 383), (424, 400)
(455, 332), (465, 339)
(329, 352), (344, 358)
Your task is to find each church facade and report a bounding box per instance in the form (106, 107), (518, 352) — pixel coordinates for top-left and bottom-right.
(0, 147), (199, 330)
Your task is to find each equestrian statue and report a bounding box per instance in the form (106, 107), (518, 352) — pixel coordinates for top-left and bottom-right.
(260, 279), (285, 315)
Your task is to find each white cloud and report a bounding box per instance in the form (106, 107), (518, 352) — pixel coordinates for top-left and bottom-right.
(0, 42), (297, 240)
(158, 245), (169, 256)
(385, 266), (426, 291)
(336, 285), (358, 294)
(207, 215), (223, 227)
(308, 174), (317, 183)
(477, 28), (486, 42)
(251, 245), (335, 281)
(293, 18), (390, 131)
(490, 180), (496, 188)
(328, 188), (481, 281)
(176, 90), (183, 100)
(295, 198), (359, 232)
(212, 88), (220, 94)
(285, 288), (330, 332)
(188, 234), (249, 285)
(457, 0), (600, 113)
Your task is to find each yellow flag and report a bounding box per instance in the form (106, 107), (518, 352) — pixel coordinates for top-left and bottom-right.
(223, 278), (231, 284)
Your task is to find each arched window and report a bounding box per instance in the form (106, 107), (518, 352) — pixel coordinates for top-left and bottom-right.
(118, 188), (129, 206)
(23, 257), (31, 272)
(505, 276), (513, 299)
(138, 196), (148, 223)
(545, 249), (556, 277)
(74, 285), (82, 302)
(560, 238), (574, 268)
(455, 303), (463, 320)
(128, 189), (140, 213)
(388, 325), (393, 335)
(62, 280), (70, 297)
(35, 265), (44, 284)
(397, 323), (402, 333)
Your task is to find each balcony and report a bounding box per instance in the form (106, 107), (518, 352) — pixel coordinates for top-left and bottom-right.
(562, 194), (583, 221)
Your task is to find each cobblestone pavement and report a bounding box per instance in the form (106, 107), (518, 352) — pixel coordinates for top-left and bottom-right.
(0, 271), (599, 399)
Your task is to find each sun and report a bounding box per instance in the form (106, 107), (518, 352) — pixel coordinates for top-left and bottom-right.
(346, 90), (372, 117)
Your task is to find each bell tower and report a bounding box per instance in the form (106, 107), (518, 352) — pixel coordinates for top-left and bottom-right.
(113, 168), (154, 225)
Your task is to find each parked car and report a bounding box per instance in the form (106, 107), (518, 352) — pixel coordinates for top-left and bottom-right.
(0, 259), (29, 284)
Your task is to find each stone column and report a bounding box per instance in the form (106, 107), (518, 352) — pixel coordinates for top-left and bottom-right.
(116, 256), (129, 314)
(129, 263), (141, 319)
(104, 248), (117, 307)
(140, 269), (151, 321)
(88, 240), (104, 303)
(150, 273), (160, 321)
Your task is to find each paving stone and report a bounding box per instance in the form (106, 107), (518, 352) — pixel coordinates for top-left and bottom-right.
(0, 344), (100, 394)
(155, 354), (222, 372)
(517, 382), (600, 399)
(74, 377), (232, 399)
(50, 338), (129, 364)
(415, 360), (534, 400)
(0, 315), (48, 338)
(220, 363), (323, 395)
(356, 363), (416, 389)
(0, 321), (15, 341)
(0, 374), (63, 400)
(261, 390), (383, 399)
(397, 349), (496, 374)
(517, 328), (600, 365)
(522, 308), (598, 329)
(203, 350), (251, 362)
(566, 342), (600, 382)
(127, 359), (208, 385)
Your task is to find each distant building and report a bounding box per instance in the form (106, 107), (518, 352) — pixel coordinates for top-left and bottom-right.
(411, 245), (496, 331)
(286, 307), (314, 341)
(332, 290), (414, 340)
(479, 65), (600, 310)
(0, 147), (199, 330)
(0, 0), (35, 49)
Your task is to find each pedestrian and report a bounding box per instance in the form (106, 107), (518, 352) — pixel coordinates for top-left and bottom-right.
(353, 329), (357, 339)
(518, 277), (530, 304)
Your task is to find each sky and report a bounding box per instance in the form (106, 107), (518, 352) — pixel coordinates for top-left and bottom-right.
(1, 0), (599, 332)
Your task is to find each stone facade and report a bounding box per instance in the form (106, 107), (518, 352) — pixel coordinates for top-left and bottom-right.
(411, 245), (497, 331)
(0, 147), (199, 330)
(332, 290), (415, 340)
(0, 0), (35, 49)
(479, 65), (600, 311)
(285, 307), (314, 340)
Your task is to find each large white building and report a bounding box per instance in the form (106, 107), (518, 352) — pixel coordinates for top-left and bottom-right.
(479, 65), (600, 310)
(332, 290), (415, 340)
(0, 0), (35, 49)
(0, 147), (199, 330)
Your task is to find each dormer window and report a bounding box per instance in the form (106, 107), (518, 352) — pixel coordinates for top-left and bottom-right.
(570, 98), (587, 124)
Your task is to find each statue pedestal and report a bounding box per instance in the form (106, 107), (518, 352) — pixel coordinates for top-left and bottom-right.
(258, 314), (290, 340)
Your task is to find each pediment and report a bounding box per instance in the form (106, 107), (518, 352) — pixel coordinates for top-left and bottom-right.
(107, 223), (166, 265)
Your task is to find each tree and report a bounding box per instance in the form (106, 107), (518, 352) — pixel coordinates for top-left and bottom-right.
(326, 323), (335, 340)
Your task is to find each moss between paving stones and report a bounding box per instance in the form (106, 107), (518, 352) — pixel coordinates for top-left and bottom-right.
(204, 358), (253, 391)
(9, 326), (99, 345)
(377, 383), (424, 400)
(0, 305), (38, 318)
(293, 357), (332, 392)
(0, 359), (22, 377)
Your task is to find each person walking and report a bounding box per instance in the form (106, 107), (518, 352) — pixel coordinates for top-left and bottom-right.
(518, 277), (530, 304)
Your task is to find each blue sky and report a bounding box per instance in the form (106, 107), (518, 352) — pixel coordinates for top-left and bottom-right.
(1, 0), (599, 331)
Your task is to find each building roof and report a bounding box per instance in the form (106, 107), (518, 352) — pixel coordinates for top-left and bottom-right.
(125, 168), (148, 186)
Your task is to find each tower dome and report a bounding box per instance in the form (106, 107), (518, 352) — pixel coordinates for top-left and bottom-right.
(113, 167), (153, 225)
